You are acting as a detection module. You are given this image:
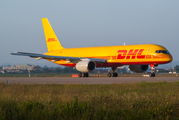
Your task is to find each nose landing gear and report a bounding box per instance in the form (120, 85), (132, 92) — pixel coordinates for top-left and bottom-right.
(149, 64), (157, 77)
(150, 72), (155, 77)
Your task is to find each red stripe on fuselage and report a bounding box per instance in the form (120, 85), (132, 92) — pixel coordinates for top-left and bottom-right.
(59, 61), (170, 68)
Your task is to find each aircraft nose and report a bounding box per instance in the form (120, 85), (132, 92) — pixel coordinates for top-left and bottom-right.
(168, 54), (173, 62)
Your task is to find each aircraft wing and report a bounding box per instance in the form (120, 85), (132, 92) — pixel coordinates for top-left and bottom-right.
(9, 52), (107, 64)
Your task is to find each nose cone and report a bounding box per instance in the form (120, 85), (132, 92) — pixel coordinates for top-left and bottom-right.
(168, 54), (173, 62)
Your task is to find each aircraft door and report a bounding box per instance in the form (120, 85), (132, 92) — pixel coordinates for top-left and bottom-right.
(146, 47), (151, 59)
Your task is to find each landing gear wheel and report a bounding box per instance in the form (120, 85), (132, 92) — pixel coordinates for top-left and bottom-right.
(112, 73), (118, 77)
(78, 73), (82, 77)
(108, 72), (118, 77)
(82, 73), (89, 77)
(149, 73), (155, 77)
(107, 72), (111, 77)
(152, 73), (155, 77)
(82, 73), (85, 77)
(107, 67), (118, 77)
(85, 73), (89, 77)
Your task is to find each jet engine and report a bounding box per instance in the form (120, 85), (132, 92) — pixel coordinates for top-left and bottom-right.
(129, 65), (148, 73)
(76, 60), (96, 73)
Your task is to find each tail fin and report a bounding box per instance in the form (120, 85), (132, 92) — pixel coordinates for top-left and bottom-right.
(42, 18), (64, 51)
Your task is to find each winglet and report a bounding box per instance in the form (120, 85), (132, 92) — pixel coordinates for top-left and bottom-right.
(42, 18), (64, 51)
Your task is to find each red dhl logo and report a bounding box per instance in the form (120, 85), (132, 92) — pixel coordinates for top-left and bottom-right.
(47, 38), (57, 42)
(117, 49), (145, 59)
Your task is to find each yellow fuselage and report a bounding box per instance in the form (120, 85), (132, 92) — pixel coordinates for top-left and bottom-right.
(44, 44), (173, 67)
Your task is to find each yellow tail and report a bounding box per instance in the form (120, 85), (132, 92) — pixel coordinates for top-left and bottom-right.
(42, 18), (64, 51)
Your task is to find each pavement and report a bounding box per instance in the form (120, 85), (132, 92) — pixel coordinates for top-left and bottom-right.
(0, 77), (179, 84)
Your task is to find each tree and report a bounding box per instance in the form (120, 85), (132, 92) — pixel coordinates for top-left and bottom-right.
(174, 65), (179, 72)
(55, 67), (62, 73)
(42, 65), (52, 73)
(61, 67), (78, 73)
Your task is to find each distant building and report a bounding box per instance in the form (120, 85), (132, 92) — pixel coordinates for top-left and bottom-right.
(3, 64), (41, 71)
(2, 65), (15, 70)
(0, 70), (5, 74)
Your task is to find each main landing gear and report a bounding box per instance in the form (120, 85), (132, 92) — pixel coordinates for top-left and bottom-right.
(149, 64), (157, 77)
(78, 72), (89, 77)
(107, 67), (118, 77)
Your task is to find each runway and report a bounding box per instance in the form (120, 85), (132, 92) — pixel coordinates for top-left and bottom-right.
(0, 77), (179, 84)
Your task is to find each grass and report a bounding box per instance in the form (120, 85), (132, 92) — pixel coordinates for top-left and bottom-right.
(0, 73), (73, 77)
(0, 82), (179, 119)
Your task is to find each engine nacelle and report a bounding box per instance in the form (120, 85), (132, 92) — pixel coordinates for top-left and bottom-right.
(129, 65), (148, 73)
(76, 60), (96, 73)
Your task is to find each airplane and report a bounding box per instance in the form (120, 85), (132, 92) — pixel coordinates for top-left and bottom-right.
(9, 18), (173, 77)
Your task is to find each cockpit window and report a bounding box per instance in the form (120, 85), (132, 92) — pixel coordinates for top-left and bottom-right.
(155, 50), (170, 54)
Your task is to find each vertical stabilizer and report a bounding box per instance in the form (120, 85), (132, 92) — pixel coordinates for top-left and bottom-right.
(42, 18), (64, 51)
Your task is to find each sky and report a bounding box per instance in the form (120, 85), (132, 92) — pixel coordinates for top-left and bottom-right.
(1, 0), (179, 67)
